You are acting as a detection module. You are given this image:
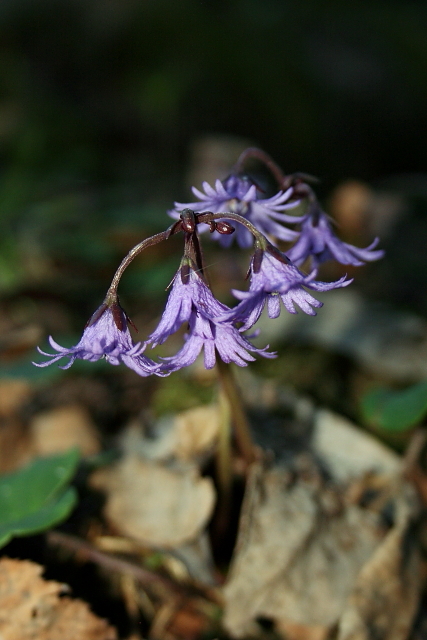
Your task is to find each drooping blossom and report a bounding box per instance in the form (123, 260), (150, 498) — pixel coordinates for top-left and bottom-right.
(170, 174), (302, 248)
(286, 205), (384, 269)
(145, 262), (276, 370)
(34, 303), (163, 377)
(220, 247), (352, 331)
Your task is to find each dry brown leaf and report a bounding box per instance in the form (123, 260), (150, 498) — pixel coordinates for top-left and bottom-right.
(119, 419), (177, 461)
(0, 557), (117, 640)
(121, 405), (220, 462)
(30, 404), (101, 456)
(337, 484), (421, 640)
(90, 456), (215, 548)
(313, 409), (401, 482)
(222, 408), (421, 638)
(174, 405), (220, 461)
(223, 458), (387, 636)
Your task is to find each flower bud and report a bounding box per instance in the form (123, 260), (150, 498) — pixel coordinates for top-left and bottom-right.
(216, 221), (235, 235)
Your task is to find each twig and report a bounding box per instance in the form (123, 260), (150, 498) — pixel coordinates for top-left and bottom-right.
(403, 428), (427, 476)
(46, 530), (221, 604)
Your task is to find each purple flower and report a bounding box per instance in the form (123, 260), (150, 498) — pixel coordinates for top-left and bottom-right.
(170, 174), (302, 248)
(220, 248), (352, 331)
(34, 303), (162, 377)
(145, 263), (276, 370)
(286, 207), (384, 269)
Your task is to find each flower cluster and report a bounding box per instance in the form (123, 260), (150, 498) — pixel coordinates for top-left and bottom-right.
(34, 149), (384, 377)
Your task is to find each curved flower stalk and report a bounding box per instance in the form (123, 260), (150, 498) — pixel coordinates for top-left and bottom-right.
(34, 303), (164, 377)
(146, 260), (276, 371)
(285, 190), (384, 269)
(220, 246), (352, 332)
(170, 174), (302, 248)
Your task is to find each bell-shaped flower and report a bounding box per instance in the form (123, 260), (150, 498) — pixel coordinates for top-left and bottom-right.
(220, 247), (352, 331)
(145, 262), (276, 370)
(33, 303), (162, 377)
(170, 174), (302, 248)
(287, 206), (384, 269)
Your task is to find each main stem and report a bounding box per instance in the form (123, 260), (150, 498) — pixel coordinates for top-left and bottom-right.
(216, 387), (232, 494)
(216, 358), (256, 466)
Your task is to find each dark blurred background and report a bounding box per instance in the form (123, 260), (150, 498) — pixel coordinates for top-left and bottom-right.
(1, 0), (427, 377)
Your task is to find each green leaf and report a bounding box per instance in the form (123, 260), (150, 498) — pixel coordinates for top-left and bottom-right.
(361, 380), (427, 432)
(0, 448), (80, 548)
(0, 487), (77, 548)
